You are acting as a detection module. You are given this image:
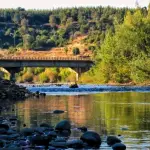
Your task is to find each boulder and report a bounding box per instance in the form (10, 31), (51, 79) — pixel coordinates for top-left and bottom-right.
(107, 136), (121, 146)
(67, 139), (84, 149)
(69, 83), (78, 88)
(21, 128), (34, 136)
(55, 120), (71, 131)
(80, 131), (101, 148)
(112, 143), (126, 150)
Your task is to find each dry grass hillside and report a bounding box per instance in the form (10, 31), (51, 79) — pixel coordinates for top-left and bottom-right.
(0, 36), (92, 58)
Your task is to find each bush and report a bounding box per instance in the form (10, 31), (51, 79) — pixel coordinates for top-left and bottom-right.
(22, 72), (33, 82)
(39, 72), (49, 83)
(72, 47), (80, 55)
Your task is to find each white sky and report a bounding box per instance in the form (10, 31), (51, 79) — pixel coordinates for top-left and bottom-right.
(0, 0), (149, 9)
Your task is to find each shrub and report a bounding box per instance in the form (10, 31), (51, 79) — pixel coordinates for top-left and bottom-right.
(22, 72), (33, 82)
(39, 72), (49, 83)
(72, 47), (80, 55)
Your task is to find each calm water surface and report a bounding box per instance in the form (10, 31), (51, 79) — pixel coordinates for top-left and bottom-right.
(2, 91), (150, 149)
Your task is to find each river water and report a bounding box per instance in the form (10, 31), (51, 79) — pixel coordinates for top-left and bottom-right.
(2, 85), (150, 149)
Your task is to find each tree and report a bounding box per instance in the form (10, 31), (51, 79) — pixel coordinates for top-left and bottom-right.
(72, 47), (80, 55)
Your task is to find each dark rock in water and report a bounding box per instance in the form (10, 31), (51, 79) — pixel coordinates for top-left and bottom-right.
(78, 126), (88, 133)
(0, 128), (7, 134)
(21, 128), (34, 136)
(0, 124), (9, 131)
(35, 145), (46, 149)
(112, 143), (126, 150)
(0, 140), (5, 148)
(48, 146), (57, 149)
(40, 123), (51, 128)
(7, 129), (17, 135)
(80, 131), (101, 148)
(55, 120), (71, 131)
(53, 110), (64, 114)
(9, 116), (17, 121)
(40, 93), (46, 97)
(107, 136), (122, 146)
(7, 133), (20, 140)
(50, 140), (67, 148)
(54, 137), (66, 142)
(46, 131), (57, 139)
(31, 134), (50, 146)
(67, 139), (84, 149)
(0, 135), (8, 140)
(69, 83), (78, 88)
(57, 129), (71, 137)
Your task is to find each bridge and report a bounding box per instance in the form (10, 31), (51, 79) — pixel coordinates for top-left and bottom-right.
(0, 56), (94, 81)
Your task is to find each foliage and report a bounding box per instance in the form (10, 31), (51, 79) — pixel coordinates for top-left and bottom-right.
(72, 47), (80, 55)
(0, 6), (131, 50)
(39, 72), (49, 83)
(81, 8), (150, 84)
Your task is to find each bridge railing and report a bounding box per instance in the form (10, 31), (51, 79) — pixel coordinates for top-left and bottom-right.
(0, 56), (93, 61)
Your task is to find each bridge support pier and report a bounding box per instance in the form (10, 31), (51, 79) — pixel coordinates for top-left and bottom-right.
(4, 67), (21, 82)
(71, 67), (90, 82)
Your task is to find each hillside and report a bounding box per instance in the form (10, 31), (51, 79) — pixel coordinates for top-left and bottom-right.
(0, 36), (92, 57)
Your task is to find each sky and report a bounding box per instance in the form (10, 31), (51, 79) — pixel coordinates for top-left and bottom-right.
(0, 0), (149, 9)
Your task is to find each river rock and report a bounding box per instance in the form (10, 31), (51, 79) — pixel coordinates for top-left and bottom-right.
(55, 120), (71, 131)
(69, 83), (78, 88)
(80, 131), (101, 148)
(30, 134), (50, 146)
(112, 143), (126, 150)
(107, 136), (122, 146)
(67, 139), (84, 149)
(0, 124), (9, 131)
(50, 140), (67, 148)
(40, 123), (51, 128)
(21, 128), (34, 136)
(0, 140), (5, 148)
(53, 110), (64, 114)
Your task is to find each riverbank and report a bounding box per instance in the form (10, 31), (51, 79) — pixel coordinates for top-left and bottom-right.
(0, 78), (31, 101)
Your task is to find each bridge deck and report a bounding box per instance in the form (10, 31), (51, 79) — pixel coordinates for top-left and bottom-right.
(0, 56), (93, 61)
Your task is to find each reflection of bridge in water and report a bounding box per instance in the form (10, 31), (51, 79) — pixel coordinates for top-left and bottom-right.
(0, 56), (94, 81)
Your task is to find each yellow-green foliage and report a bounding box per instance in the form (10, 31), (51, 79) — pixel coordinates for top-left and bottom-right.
(81, 8), (150, 84)
(22, 72), (33, 82)
(39, 72), (49, 83)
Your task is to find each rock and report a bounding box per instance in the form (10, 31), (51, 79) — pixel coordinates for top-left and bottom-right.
(107, 136), (122, 146)
(80, 131), (101, 148)
(77, 126), (88, 133)
(55, 120), (71, 131)
(21, 128), (34, 136)
(46, 131), (57, 139)
(40, 123), (51, 128)
(67, 139), (84, 149)
(53, 110), (64, 114)
(0, 140), (5, 148)
(50, 140), (67, 148)
(0, 124), (9, 131)
(57, 129), (71, 137)
(69, 83), (78, 88)
(31, 134), (50, 146)
(0, 128), (7, 134)
(112, 143), (126, 150)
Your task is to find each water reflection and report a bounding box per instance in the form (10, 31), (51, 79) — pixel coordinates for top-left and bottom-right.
(1, 92), (150, 149)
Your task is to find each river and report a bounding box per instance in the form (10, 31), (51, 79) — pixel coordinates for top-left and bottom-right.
(1, 85), (150, 149)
